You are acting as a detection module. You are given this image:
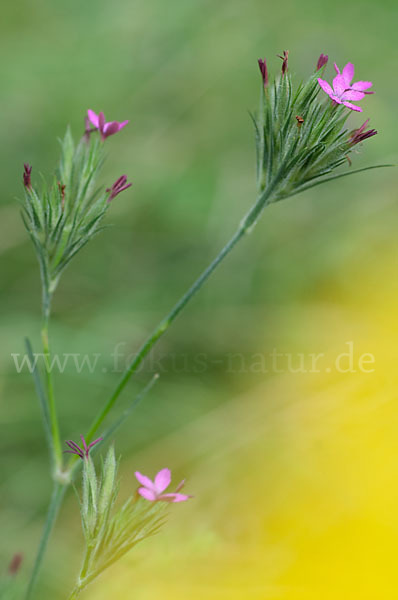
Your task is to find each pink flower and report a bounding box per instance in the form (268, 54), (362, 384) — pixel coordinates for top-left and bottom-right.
(87, 109), (129, 141)
(318, 62), (373, 112)
(135, 468), (192, 503)
(106, 175), (132, 202)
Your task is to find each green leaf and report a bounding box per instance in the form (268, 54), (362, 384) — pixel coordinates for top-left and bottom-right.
(277, 164), (395, 201)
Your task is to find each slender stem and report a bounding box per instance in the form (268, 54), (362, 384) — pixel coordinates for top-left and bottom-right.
(25, 285), (65, 600)
(41, 289), (63, 471)
(25, 483), (66, 600)
(30, 182), (276, 598)
(86, 183), (276, 441)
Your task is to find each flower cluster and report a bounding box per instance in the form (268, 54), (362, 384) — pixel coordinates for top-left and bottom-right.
(252, 51), (378, 206)
(68, 443), (191, 598)
(21, 110), (132, 302)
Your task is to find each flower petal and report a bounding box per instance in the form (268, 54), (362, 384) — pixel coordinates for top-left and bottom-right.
(87, 109), (99, 128)
(138, 487), (157, 501)
(154, 468), (171, 493)
(333, 63), (341, 75)
(135, 471), (156, 491)
(332, 74), (346, 97)
(99, 112), (106, 128)
(158, 493), (191, 503)
(342, 62), (354, 85)
(317, 78), (334, 97)
(342, 101), (362, 112)
(356, 119), (370, 134)
(103, 121), (121, 137)
(351, 80), (373, 92)
(341, 89), (365, 101)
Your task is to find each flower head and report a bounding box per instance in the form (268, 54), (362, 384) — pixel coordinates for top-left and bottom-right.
(23, 163), (32, 189)
(64, 435), (103, 460)
(349, 119), (378, 145)
(258, 58), (268, 87)
(316, 53), (328, 70)
(87, 109), (129, 141)
(135, 468), (192, 503)
(106, 175), (132, 202)
(277, 50), (289, 76)
(318, 62), (373, 112)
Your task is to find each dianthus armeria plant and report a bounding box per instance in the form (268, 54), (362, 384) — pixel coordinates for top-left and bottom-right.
(7, 52), (391, 600)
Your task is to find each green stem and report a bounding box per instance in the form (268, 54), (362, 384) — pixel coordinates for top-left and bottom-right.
(30, 182), (276, 598)
(86, 183), (276, 441)
(25, 483), (66, 600)
(41, 289), (63, 471)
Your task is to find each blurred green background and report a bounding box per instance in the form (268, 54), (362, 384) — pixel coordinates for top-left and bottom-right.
(0, 0), (397, 598)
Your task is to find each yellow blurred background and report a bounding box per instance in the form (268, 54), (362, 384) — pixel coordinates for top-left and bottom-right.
(0, 0), (397, 598)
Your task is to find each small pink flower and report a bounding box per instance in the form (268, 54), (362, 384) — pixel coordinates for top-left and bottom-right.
(135, 468), (192, 503)
(318, 62), (373, 112)
(87, 109), (129, 141)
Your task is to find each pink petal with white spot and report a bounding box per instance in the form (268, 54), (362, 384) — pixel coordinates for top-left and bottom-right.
(87, 109), (99, 128)
(342, 62), (355, 85)
(342, 101), (362, 112)
(154, 468), (171, 493)
(135, 471), (156, 491)
(138, 487), (157, 501)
